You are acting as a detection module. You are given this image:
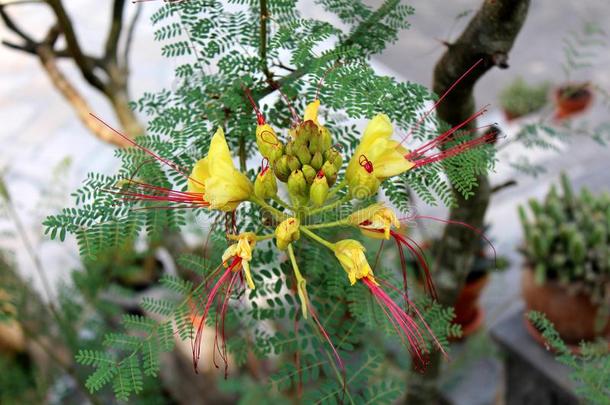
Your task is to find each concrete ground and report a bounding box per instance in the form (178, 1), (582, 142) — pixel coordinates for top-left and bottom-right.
(1, 1), (609, 404)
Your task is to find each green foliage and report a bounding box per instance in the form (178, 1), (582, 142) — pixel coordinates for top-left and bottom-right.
(519, 173), (610, 305)
(528, 311), (610, 405)
(43, 0), (498, 402)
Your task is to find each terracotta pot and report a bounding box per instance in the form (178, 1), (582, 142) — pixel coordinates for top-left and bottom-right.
(521, 267), (610, 345)
(453, 273), (489, 337)
(554, 84), (593, 120)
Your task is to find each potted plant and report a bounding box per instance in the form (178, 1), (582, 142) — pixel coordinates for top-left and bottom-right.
(518, 173), (610, 347)
(452, 230), (508, 337)
(554, 82), (593, 120)
(409, 230), (507, 338)
(499, 77), (549, 121)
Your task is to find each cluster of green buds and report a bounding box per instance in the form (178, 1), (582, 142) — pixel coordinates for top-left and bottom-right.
(518, 172), (610, 305)
(254, 100), (343, 207)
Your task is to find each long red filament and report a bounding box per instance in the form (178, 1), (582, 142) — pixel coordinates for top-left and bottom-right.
(410, 215), (498, 269)
(410, 129), (498, 168)
(398, 58), (484, 146)
(363, 277), (435, 369)
(192, 257), (241, 373)
(375, 277), (447, 358)
(405, 105), (489, 160)
(89, 113), (206, 188)
(242, 87), (266, 125)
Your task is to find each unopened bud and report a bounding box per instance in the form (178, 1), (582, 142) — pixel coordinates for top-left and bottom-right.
(275, 218), (300, 250)
(296, 144), (312, 165)
(320, 127), (332, 152)
(325, 148), (343, 171)
(321, 160), (337, 179)
(308, 134), (320, 154)
(302, 165), (316, 184)
(254, 167), (278, 199)
(287, 170), (307, 196)
(274, 155), (291, 182)
(295, 120), (318, 146)
(310, 172), (329, 206)
(311, 152), (323, 170)
(285, 140), (296, 156)
(286, 155), (301, 172)
(256, 125), (283, 162)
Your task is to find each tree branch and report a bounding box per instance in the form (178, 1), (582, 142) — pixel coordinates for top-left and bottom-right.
(36, 43), (131, 147)
(45, 0), (107, 92)
(259, 0), (271, 81)
(252, 0), (400, 103)
(405, 1), (530, 403)
(104, 0), (125, 63)
(122, 1), (142, 72)
(0, 2), (35, 44)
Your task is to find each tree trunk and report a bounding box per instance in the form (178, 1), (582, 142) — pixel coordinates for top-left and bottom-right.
(405, 1), (531, 403)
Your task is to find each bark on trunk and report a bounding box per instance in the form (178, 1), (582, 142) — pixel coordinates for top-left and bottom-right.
(405, 1), (531, 403)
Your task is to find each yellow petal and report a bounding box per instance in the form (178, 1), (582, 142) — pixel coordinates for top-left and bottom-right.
(188, 157), (209, 194)
(304, 99), (320, 125)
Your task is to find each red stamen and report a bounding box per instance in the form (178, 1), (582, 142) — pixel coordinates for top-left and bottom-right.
(359, 154), (374, 173)
(89, 113), (206, 189)
(408, 215), (498, 269)
(410, 129), (498, 168)
(390, 230), (437, 300)
(398, 58), (484, 145)
(192, 257), (241, 373)
(405, 105), (489, 160)
(242, 87), (266, 125)
(260, 158), (270, 175)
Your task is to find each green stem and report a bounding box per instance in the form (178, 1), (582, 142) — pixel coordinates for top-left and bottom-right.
(308, 194), (351, 217)
(300, 227), (335, 250)
(254, 234), (274, 242)
(304, 219), (349, 230)
(272, 196), (293, 211)
(288, 244), (309, 319)
(327, 178), (347, 199)
(250, 195), (287, 220)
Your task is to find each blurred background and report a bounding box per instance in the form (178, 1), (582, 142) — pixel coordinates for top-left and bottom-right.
(0, 0), (608, 404)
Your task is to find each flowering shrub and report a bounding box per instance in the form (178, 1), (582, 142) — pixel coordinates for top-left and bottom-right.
(44, 0), (497, 401)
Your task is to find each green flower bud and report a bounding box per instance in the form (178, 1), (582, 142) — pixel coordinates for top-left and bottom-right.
(296, 144), (312, 165)
(308, 134), (321, 154)
(325, 148), (343, 171)
(256, 125), (284, 162)
(320, 127), (332, 152)
(287, 170), (308, 204)
(311, 152), (323, 170)
(295, 121), (318, 146)
(310, 173), (329, 207)
(287, 155), (301, 172)
(285, 140), (296, 156)
(288, 170), (307, 194)
(274, 155), (291, 182)
(254, 167), (278, 200)
(321, 160), (337, 179)
(302, 165), (316, 184)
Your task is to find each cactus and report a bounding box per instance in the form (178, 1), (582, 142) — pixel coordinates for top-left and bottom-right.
(518, 172), (610, 306)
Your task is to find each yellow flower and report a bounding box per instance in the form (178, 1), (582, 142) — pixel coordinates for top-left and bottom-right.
(346, 114), (414, 198)
(275, 218), (300, 250)
(333, 239), (376, 285)
(222, 233), (257, 289)
(348, 203), (400, 240)
(188, 127), (253, 211)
